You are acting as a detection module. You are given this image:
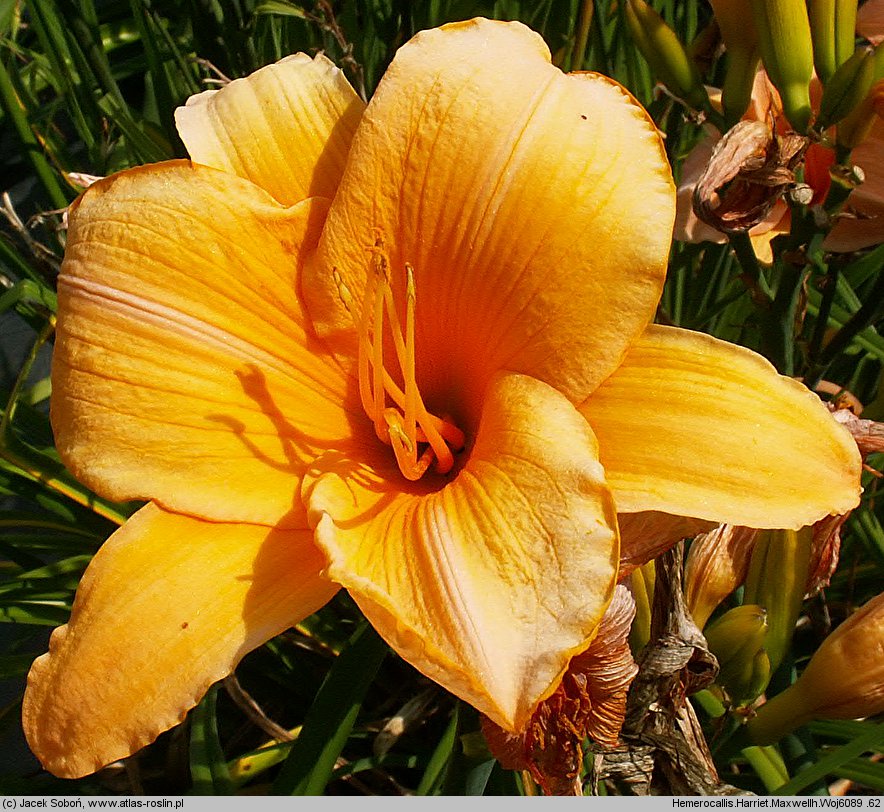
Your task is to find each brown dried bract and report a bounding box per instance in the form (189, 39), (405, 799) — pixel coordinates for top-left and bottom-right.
(831, 408), (884, 459)
(692, 120), (809, 233)
(481, 587), (638, 796)
(805, 513), (848, 598)
(803, 409), (884, 592)
(618, 512), (715, 581)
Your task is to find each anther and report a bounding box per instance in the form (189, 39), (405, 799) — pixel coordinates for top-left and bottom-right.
(332, 268), (354, 315)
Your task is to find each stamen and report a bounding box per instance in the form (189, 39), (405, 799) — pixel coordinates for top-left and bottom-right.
(372, 369), (466, 449)
(371, 256), (386, 442)
(403, 264), (417, 454)
(332, 268), (354, 315)
(356, 264), (377, 424)
(421, 418), (455, 474)
(347, 236), (466, 480)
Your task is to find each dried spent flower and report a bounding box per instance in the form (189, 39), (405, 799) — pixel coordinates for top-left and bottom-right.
(481, 586), (638, 796)
(692, 120), (809, 233)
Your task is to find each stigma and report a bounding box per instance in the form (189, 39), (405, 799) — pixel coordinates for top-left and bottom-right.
(334, 238), (465, 481)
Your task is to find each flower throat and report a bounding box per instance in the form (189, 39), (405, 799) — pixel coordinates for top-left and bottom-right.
(334, 238), (465, 481)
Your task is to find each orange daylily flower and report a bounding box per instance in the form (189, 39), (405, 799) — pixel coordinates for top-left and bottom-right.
(676, 0), (884, 260)
(23, 19), (861, 779)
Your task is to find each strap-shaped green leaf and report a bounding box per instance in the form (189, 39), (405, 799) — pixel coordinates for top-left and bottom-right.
(189, 684), (233, 795)
(273, 621), (387, 795)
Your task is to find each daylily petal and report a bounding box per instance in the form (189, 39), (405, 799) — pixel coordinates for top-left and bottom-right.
(581, 325), (862, 528)
(303, 371), (619, 731)
(857, 0), (884, 45)
(748, 207), (791, 264)
(305, 18), (675, 404)
(53, 161), (359, 527)
(175, 54), (365, 205)
(23, 502), (336, 779)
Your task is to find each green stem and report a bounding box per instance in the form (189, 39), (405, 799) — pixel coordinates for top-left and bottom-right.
(742, 745), (790, 793)
(692, 689), (726, 719)
(769, 263), (806, 376)
(727, 231), (797, 368)
(745, 684), (812, 746)
(824, 164), (857, 216)
(778, 730), (830, 796)
(728, 232), (773, 301)
(807, 261), (838, 356)
(702, 104), (727, 135)
(0, 235), (48, 288)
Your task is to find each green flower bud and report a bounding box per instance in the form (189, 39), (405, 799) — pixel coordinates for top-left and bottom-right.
(629, 561), (655, 656)
(809, 0), (859, 83)
(743, 527), (814, 677)
(735, 648), (773, 707)
(624, 0), (709, 110)
(709, 0), (762, 125)
(750, 0), (815, 131)
(818, 45), (877, 129)
(837, 77), (884, 148)
(705, 604), (770, 705)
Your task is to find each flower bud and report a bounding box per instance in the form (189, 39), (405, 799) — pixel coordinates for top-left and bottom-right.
(629, 561), (655, 655)
(721, 50), (763, 129)
(709, 0), (762, 125)
(817, 45), (877, 129)
(739, 649), (773, 708)
(749, 0), (815, 131)
(809, 0), (860, 83)
(705, 604), (768, 660)
(624, 0), (709, 110)
(743, 526), (814, 677)
(705, 604), (771, 706)
(837, 74), (884, 150)
(747, 594), (884, 745)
